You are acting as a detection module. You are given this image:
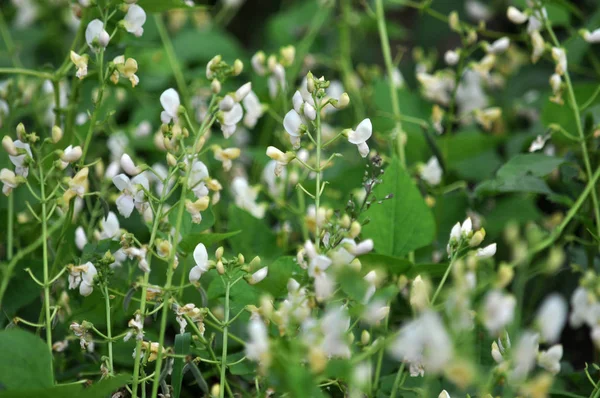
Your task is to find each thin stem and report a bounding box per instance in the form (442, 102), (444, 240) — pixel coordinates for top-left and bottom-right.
(219, 280), (231, 398)
(154, 15), (189, 107)
(38, 164), (54, 367)
(389, 363), (406, 398)
(103, 284), (114, 376)
(314, 100), (322, 249)
(430, 252), (458, 305)
(7, 193), (13, 260)
(0, 67), (53, 79)
(543, 19), (600, 248)
(375, 0), (406, 167)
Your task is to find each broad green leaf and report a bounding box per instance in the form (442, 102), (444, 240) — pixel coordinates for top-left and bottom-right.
(0, 375), (129, 398)
(475, 154), (564, 196)
(172, 333), (191, 398)
(179, 230), (242, 254)
(138, 0), (193, 12)
(0, 329), (53, 390)
(359, 253), (412, 274)
(362, 159), (436, 258)
(252, 256), (304, 297)
(173, 29), (244, 64)
(227, 206), (283, 259)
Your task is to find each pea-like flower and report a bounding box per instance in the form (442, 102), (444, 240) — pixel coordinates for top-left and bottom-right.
(347, 118), (372, 158)
(123, 4), (146, 37)
(112, 173), (149, 218)
(419, 156), (442, 186)
(160, 88), (180, 124)
(111, 56), (139, 87)
(582, 28), (600, 43)
(189, 243), (209, 283)
(537, 344), (563, 375)
(283, 109), (303, 149)
(63, 167), (89, 204)
(0, 168), (19, 195)
(212, 146), (240, 171)
(245, 317), (271, 369)
(248, 266), (268, 284)
(85, 19), (110, 52)
(70, 51), (88, 79)
(8, 139), (32, 177)
(242, 90), (264, 128)
(68, 262), (97, 296)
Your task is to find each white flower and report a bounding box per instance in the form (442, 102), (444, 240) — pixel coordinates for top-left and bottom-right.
(189, 243), (209, 283)
(188, 160), (210, 198)
(347, 118), (372, 158)
(569, 287), (600, 328)
(266, 146), (292, 177)
(160, 88), (180, 124)
(460, 217), (472, 236)
(511, 331), (539, 380)
(123, 4), (146, 37)
(124, 314), (144, 342)
(449, 222), (461, 243)
(417, 72), (455, 105)
(530, 30), (545, 63)
(85, 19), (110, 52)
(68, 262), (97, 296)
(507, 6), (528, 24)
(221, 103), (243, 138)
(283, 109), (303, 149)
(583, 28), (600, 43)
(245, 318), (270, 366)
(112, 173), (149, 218)
(535, 294), (567, 343)
(242, 90), (263, 128)
(552, 47), (568, 75)
(8, 140), (32, 177)
(249, 266), (268, 284)
(482, 290), (515, 335)
(486, 37), (510, 54)
(330, 238), (373, 267)
(362, 300), (390, 325)
(70, 51), (88, 79)
(59, 145), (82, 169)
(439, 390), (451, 398)
(75, 226), (87, 250)
(444, 50), (459, 65)
(537, 344), (562, 375)
(98, 211), (121, 240)
(465, 0), (491, 21)
(529, 135), (548, 152)
(321, 306), (351, 358)
(388, 311), (453, 374)
(231, 177), (266, 219)
(234, 82), (252, 102)
(476, 243), (497, 259)
(0, 168), (18, 195)
(420, 156), (442, 185)
(363, 270), (378, 303)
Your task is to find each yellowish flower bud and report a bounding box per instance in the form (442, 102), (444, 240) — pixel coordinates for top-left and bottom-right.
(166, 153), (177, 167)
(2, 135), (17, 156)
(233, 59), (243, 76)
(52, 126), (63, 143)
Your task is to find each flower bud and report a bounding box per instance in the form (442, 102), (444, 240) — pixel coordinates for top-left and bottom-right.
(507, 6), (528, 24)
(349, 221), (361, 238)
(211, 79), (221, 94)
(2, 135), (17, 156)
(249, 255), (261, 270)
(496, 264), (514, 288)
(335, 92), (350, 109)
(306, 72), (315, 93)
(52, 126), (63, 143)
(211, 384), (220, 398)
(215, 246), (224, 260)
(449, 11), (460, 32)
(248, 266), (268, 284)
(120, 153), (141, 175)
(216, 260), (225, 275)
(469, 228), (486, 247)
(280, 45), (295, 66)
(361, 330), (370, 345)
(238, 253), (245, 264)
(16, 123), (26, 139)
(166, 153), (177, 167)
(233, 59), (243, 76)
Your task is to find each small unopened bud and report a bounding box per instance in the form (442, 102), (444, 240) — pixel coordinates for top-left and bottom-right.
(496, 264), (514, 288)
(280, 45), (295, 66)
(249, 255), (261, 270)
(216, 260), (225, 275)
(469, 229), (486, 247)
(238, 253), (245, 264)
(211, 79), (221, 94)
(166, 153), (177, 167)
(306, 72), (315, 93)
(121, 153), (141, 176)
(361, 330), (370, 345)
(52, 126), (63, 143)
(16, 123), (26, 139)
(215, 246), (224, 260)
(349, 221), (361, 238)
(233, 59), (243, 76)
(2, 135), (17, 156)
(211, 383), (220, 398)
(335, 92), (350, 109)
(340, 214), (351, 229)
(449, 11), (460, 32)
(95, 160), (105, 179)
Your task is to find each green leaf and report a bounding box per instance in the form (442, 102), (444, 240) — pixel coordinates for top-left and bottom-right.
(227, 206), (283, 259)
(0, 329), (53, 390)
(137, 0), (193, 12)
(359, 253), (412, 275)
(0, 375), (129, 398)
(179, 230), (242, 254)
(475, 154), (564, 196)
(362, 159), (436, 258)
(173, 29), (244, 64)
(172, 333), (191, 398)
(253, 256), (304, 297)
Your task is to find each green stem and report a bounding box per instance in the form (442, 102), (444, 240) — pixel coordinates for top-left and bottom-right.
(38, 165), (54, 365)
(375, 0), (406, 167)
(314, 97), (322, 249)
(389, 363), (406, 398)
(219, 280), (231, 398)
(7, 193), (13, 260)
(154, 15), (189, 107)
(543, 19), (600, 248)
(103, 284), (114, 376)
(81, 79), (106, 163)
(430, 251), (458, 306)
(0, 67), (53, 79)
